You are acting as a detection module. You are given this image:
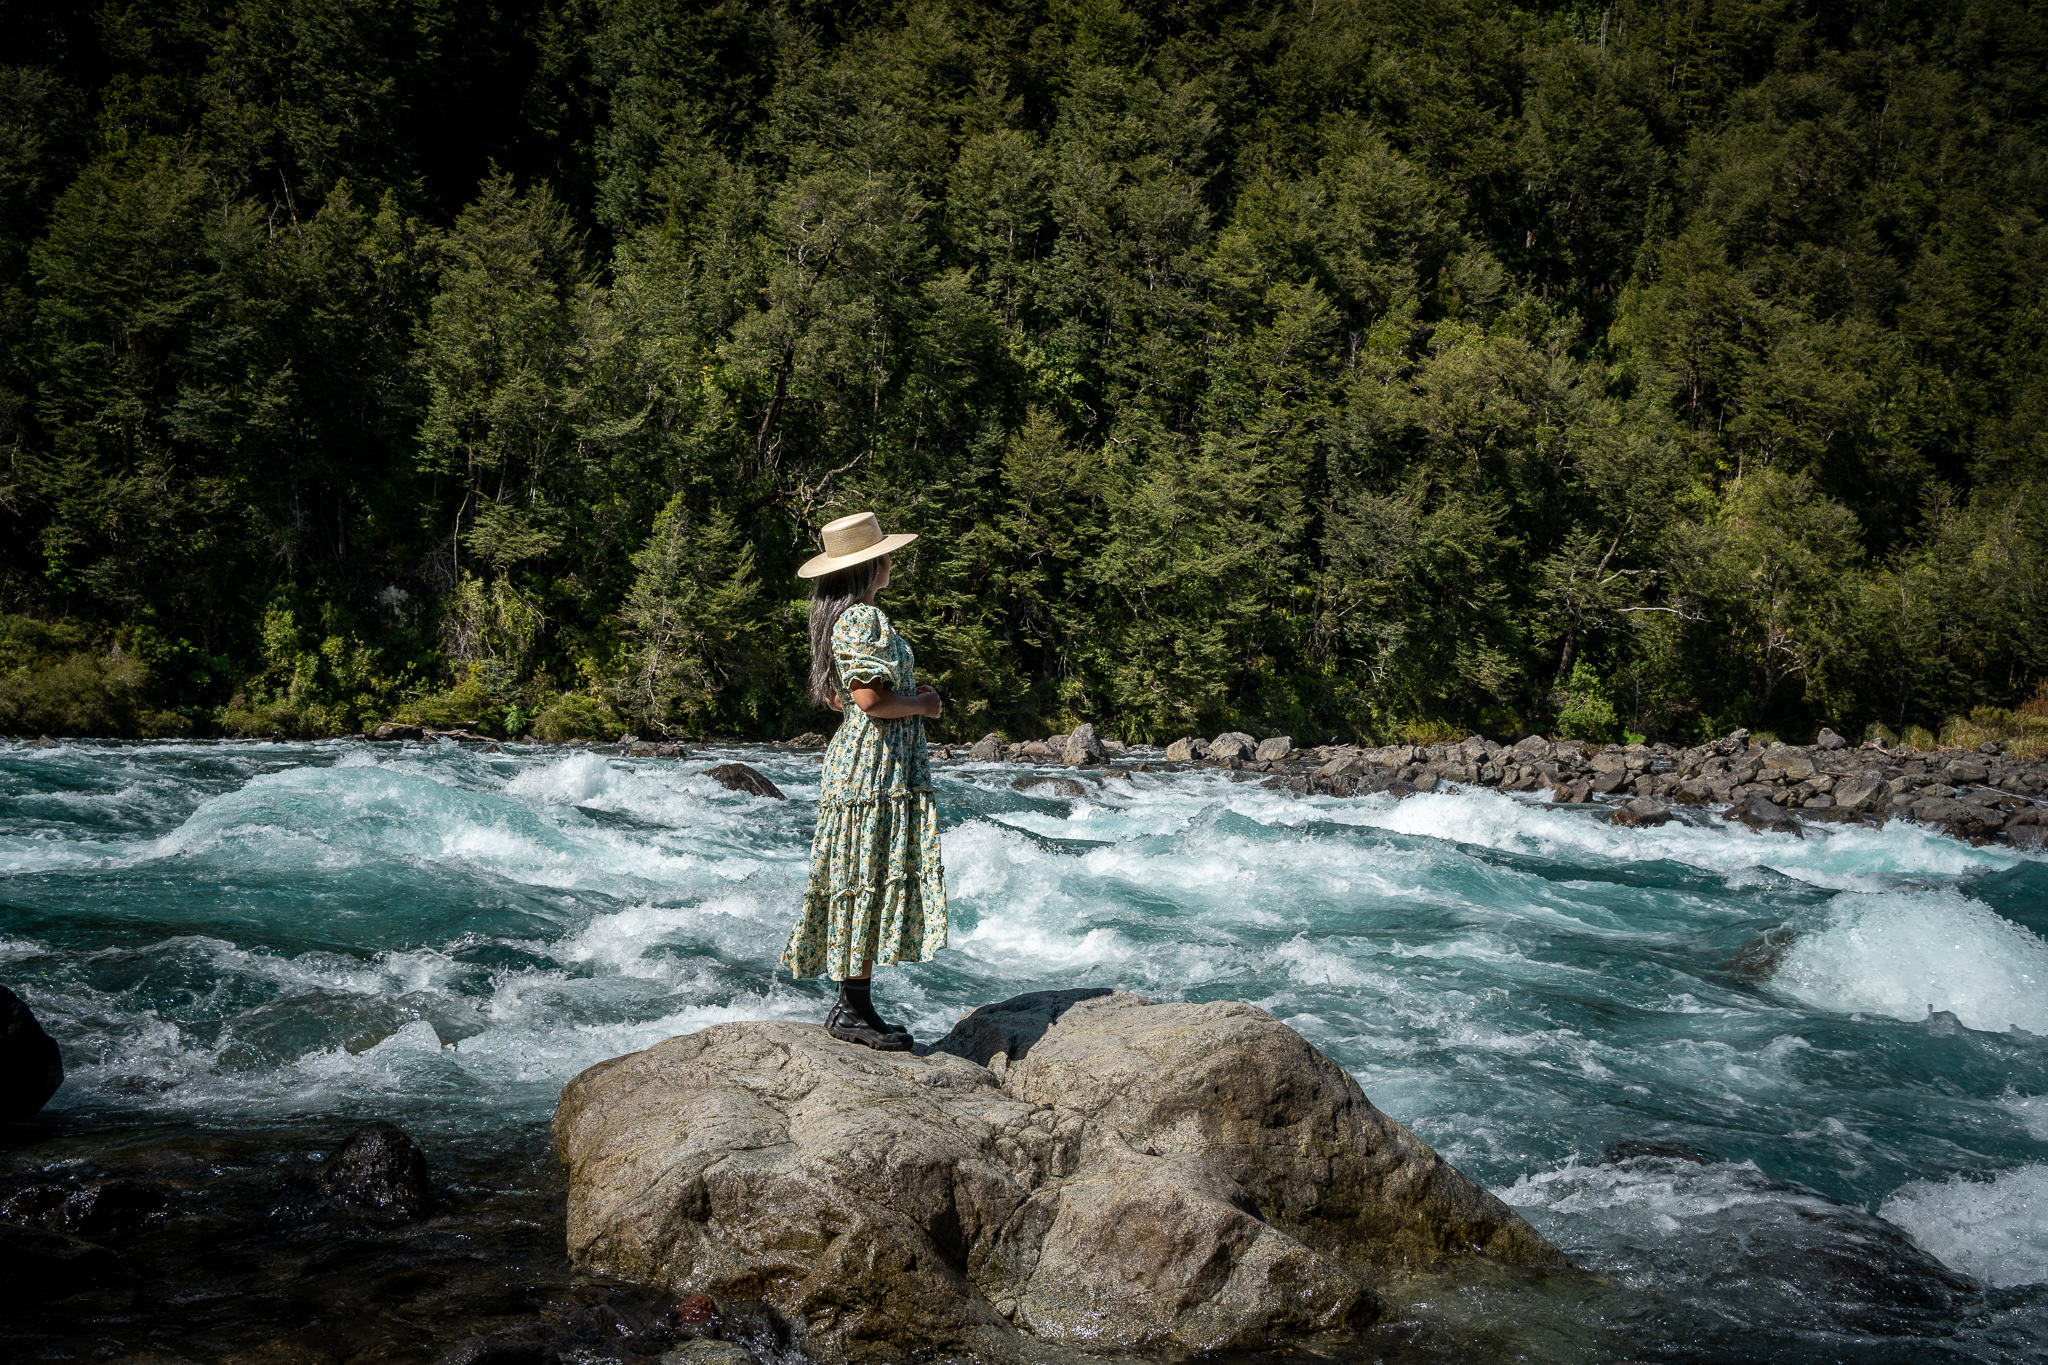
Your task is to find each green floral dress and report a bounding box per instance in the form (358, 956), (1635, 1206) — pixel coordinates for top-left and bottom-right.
(781, 603), (948, 980)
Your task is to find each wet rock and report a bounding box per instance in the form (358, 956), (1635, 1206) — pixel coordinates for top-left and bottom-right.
(1253, 736), (1293, 762)
(57, 1179), (166, 1237)
(1912, 797), (2002, 840)
(1060, 723), (1107, 766)
(1207, 731), (1257, 761)
(435, 1336), (563, 1365)
(0, 986), (63, 1120)
(0, 1224), (122, 1300)
(27, 735), (59, 748)
(1408, 771), (1439, 793)
(662, 1343), (753, 1365)
(1013, 775), (1088, 798)
(967, 733), (1003, 762)
(1163, 736), (1206, 761)
(1608, 799), (1671, 828)
(373, 723), (425, 741)
(704, 763), (784, 800)
(319, 1121), (432, 1222)
(555, 992), (1566, 1363)
(787, 731), (828, 748)
(2011, 825), (2048, 849)
(628, 741), (686, 758)
(1724, 797), (1803, 837)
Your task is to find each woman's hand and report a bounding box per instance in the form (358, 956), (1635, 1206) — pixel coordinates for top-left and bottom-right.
(915, 684), (942, 719)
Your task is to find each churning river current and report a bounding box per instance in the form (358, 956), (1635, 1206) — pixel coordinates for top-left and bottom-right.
(2, 738), (2046, 1364)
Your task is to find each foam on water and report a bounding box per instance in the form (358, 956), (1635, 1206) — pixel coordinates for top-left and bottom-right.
(1771, 888), (2048, 1032)
(1881, 1164), (2048, 1287)
(5, 739), (2047, 1360)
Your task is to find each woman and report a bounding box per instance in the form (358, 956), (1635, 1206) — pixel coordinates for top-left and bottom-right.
(781, 511), (947, 1051)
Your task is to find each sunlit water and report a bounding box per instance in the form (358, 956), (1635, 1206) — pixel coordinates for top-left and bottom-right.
(4, 739), (2046, 1362)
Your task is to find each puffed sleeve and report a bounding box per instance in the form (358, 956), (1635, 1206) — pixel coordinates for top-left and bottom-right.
(833, 604), (904, 692)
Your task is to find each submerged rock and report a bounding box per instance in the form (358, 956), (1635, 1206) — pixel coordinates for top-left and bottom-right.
(554, 990), (1567, 1363)
(319, 1121), (432, 1222)
(0, 986), (63, 1121)
(703, 763), (784, 800)
(1013, 774), (1088, 798)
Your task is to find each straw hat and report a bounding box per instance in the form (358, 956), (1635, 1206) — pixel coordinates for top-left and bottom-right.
(795, 511), (918, 579)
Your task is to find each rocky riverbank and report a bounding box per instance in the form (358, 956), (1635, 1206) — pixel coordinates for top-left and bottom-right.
(945, 725), (2048, 848)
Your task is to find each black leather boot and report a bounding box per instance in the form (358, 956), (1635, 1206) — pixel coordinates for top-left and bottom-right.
(824, 977), (911, 1051)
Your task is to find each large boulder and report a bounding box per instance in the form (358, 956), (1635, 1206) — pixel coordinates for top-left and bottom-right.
(1252, 736), (1293, 763)
(0, 986), (62, 1121)
(1163, 736), (1207, 761)
(554, 991), (1566, 1364)
(1059, 723), (1107, 766)
(967, 733), (1004, 762)
(1208, 732), (1257, 761)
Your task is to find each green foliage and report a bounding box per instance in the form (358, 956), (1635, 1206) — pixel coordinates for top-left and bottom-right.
(1554, 662), (1623, 745)
(0, 615), (186, 736)
(0, 0), (2043, 744)
(532, 690), (622, 742)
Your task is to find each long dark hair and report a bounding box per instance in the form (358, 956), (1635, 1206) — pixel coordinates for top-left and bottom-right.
(808, 556), (886, 708)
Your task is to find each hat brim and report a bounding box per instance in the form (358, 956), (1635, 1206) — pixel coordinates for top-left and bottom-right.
(795, 531), (918, 579)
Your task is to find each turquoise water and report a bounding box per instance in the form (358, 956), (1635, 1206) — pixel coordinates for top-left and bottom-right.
(4, 739), (2047, 1362)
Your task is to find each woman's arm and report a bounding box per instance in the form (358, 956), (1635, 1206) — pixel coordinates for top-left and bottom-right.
(848, 679), (941, 719)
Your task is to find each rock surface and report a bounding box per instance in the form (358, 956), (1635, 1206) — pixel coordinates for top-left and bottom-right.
(1058, 723), (1106, 767)
(703, 763), (785, 800)
(968, 733), (1004, 762)
(554, 990), (1565, 1363)
(0, 986), (63, 1121)
(318, 1121), (432, 1222)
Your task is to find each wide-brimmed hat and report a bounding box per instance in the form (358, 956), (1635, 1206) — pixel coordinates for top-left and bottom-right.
(795, 511), (918, 579)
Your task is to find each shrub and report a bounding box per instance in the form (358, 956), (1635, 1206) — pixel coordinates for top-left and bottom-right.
(0, 616), (188, 737)
(1553, 663), (1623, 744)
(532, 691), (622, 741)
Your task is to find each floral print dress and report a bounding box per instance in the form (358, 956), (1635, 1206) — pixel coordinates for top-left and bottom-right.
(781, 603), (948, 980)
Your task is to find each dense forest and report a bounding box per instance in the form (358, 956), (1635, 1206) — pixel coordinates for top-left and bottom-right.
(0, 0), (2043, 747)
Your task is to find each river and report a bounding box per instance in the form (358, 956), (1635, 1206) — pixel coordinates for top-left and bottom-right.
(3, 739), (2045, 1363)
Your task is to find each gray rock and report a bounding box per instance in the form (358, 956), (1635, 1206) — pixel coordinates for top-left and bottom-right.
(968, 733), (1004, 762)
(0, 986), (62, 1121)
(372, 723), (424, 741)
(1831, 774), (1889, 813)
(788, 731), (828, 748)
(1163, 736), (1206, 761)
(1253, 736), (1293, 763)
(1409, 771), (1440, 793)
(1724, 797), (1803, 837)
(1762, 746), (1817, 782)
(1608, 799), (1671, 828)
(1060, 723), (1107, 766)
(704, 763), (784, 800)
(1315, 752), (1368, 782)
(1944, 758), (1990, 784)
(1815, 728), (1847, 750)
(554, 993), (1566, 1363)
(2011, 825), (2048, 849)
(1208, 732), (1257, 761)
(1512, 735), (1550, 756)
